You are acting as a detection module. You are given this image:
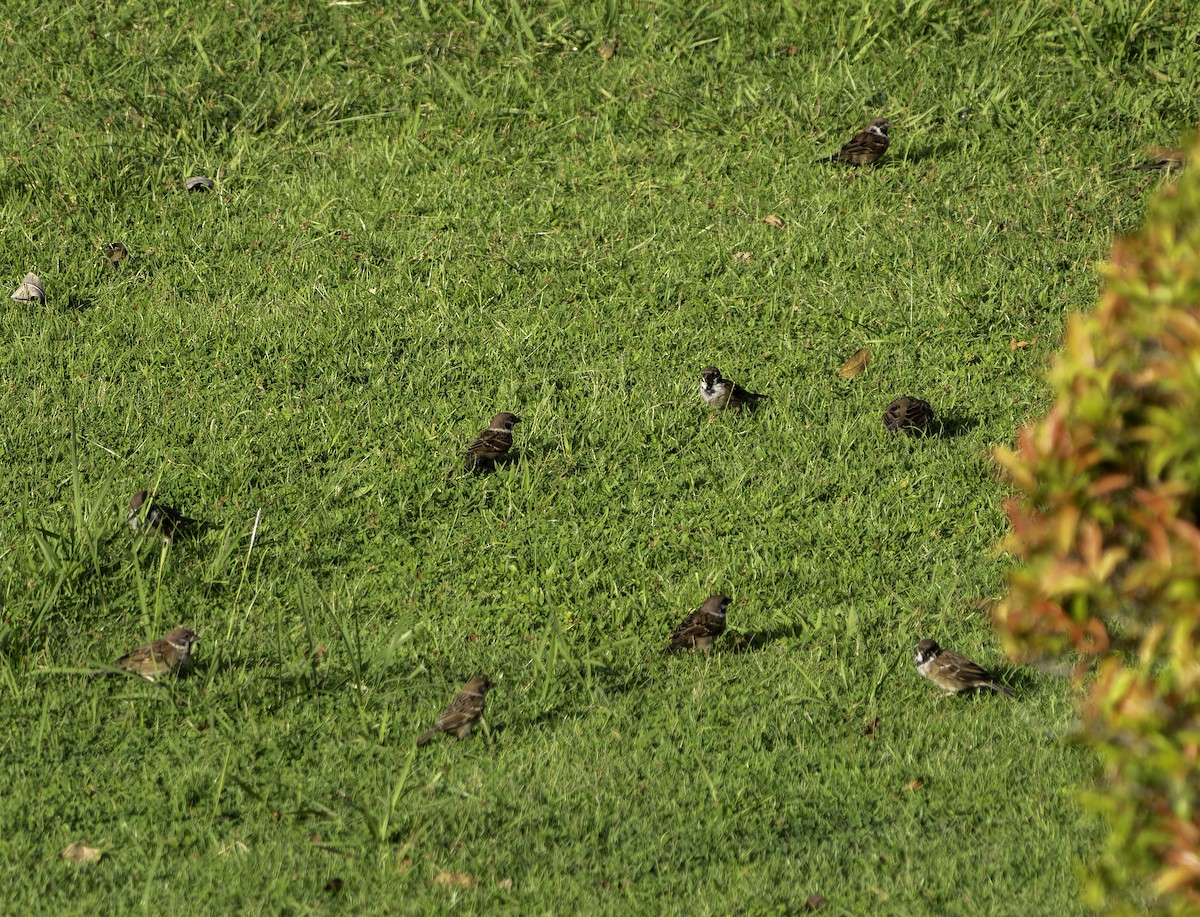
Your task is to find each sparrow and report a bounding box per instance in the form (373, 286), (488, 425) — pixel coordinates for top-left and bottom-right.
(1117, 145), (1186, 173)
(883, 396), (934, 434)
(127, 490), (200, 541)
(665, 594), (730, 653)
(914, 639), (1015, 697)
(416, 676), (495, 745)
(103, 242), (128, 270)
(699, 367), (766, 411)
(817, 118), (890, 166)
(464, 412), (521, 471)
(117, 626), (200, 681)
(11, 272), (45, 302)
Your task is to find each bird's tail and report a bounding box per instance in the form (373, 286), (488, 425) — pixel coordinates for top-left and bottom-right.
(991, 682), (1016, 698)
(464, 455), (491, 474)
(416, 728), (440, 745)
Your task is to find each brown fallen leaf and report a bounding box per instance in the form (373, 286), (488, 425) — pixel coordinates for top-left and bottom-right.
(838, 347), (872, 378)
(498, 878), (514, 890)
(906, 778), (925, 791)
(762, 214), (784, 228)
(862, 716), (880, 737)
(62, 842), (102, 865)
(11, 272), (45, 303)
(806, 893), (828, 911)
(1009, 338), (1037, 350)
(733, 251), (754, 263)
(433, 872), (476, 888)
(598, 39), (620, 60)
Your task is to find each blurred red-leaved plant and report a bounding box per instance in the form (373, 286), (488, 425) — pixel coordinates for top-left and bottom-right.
(994, 133), (1200, 911)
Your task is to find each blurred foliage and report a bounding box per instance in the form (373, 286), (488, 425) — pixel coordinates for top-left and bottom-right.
(994, 134), (1200, 910)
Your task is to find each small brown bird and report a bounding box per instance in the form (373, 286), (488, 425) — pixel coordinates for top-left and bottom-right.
(699, 367), (766, 411)
(883, 396), (934, 433)
(416, 676), (495, 745)
(127, 490), (199, 540)
(1119, 145), (1186, 173)
(103, 242), (128, 271)
(665, 594), (730, 653)
(117, 626), (200, 681)
(818, 118), (890, 166)
(914, 639), (1015, 697)
(464, 412), (521, 472)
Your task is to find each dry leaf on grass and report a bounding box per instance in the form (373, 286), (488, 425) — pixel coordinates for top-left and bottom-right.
(838, 347), (872, 378)
(62, 842), (102, 865)
(433, 872), (476, 888)
(806, 893), (828, 911)
(762, 214), (784, 228)
(598, 40), (620, 60)
(1009, 338), (1037, 350)
(862, 717), (880, 737)
(906, 778), (925, 791)
(11, 272), (45, 302)
(733, 251), (754, 263)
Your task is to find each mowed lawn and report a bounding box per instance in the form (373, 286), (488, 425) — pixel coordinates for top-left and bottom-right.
(1, 1), (1194, 912)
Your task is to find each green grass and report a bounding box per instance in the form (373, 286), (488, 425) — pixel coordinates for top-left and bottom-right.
(2, 0), (1197, 911)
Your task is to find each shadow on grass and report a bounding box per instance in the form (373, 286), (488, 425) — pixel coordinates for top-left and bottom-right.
(989, 664), (1039, 697)
(902, 140), (961, 164)
(937, 413), (979, 438)
(723, 624), (806, 653)
(66, 293), (97, 312)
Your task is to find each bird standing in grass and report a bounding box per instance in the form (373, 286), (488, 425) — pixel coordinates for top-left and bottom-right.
(127, 490), (199, 541)
(699, 367), (766, 411)
(817, 118), (890, 166)
(103, 242), (128, 271)
(665, 595), (730, 653)
(464, 413), (521, 472)
(883, 396), (934, 434)
(117, 626), (200, 681)
(417, 676), (495, 745)
(914, 639), (1015, 697)
(1118, 145), (1186, 173)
